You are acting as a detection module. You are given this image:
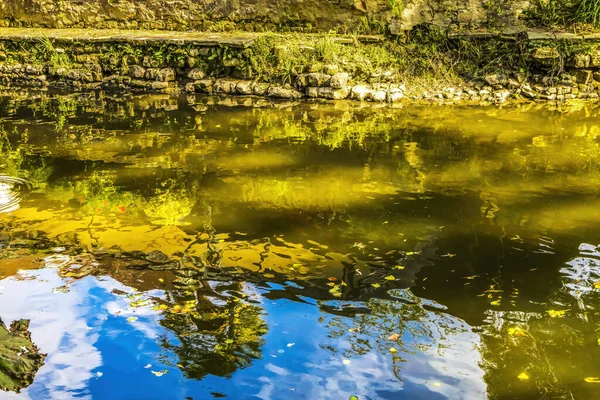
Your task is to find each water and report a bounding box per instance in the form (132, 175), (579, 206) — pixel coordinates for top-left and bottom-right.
(1, 91), (600, 399)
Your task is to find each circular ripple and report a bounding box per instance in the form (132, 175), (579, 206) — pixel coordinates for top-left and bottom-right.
(0, 175), (32, 213)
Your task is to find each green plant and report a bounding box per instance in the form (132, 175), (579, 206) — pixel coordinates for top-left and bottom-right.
(574, 0), (600, 26)
(388, 0), (405, 18)
(35, 36), (71, 68)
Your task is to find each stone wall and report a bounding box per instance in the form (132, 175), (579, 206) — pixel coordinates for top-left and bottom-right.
(2, 32), (600, 104)
(395, 0), (532, 32)
(0, 0), (535, 32)
(0, 0), (392, 32)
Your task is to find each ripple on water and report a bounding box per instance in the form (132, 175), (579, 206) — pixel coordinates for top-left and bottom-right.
(0, 175), (32, 213)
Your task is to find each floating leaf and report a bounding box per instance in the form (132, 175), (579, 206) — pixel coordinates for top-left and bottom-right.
(343, 359), (351, 365)
(384, 275), (396, 281)
(151, 370), (168, 377)
(517, 372), (529, 380)
(328, 277), (337, 282)
(287, 343), (295, 347)
(126, 316), (138, 323)
(349, 396), (359, 400)
(263, 273), (275, 279)
(433, 382), (441, 387)
(371, 283), (381, 288)
(490, 300), (501, 306)
(144, 364), (152, 369)
(388, 333), (400, 341)
(394, 265), (405, 270)
(389, 347), (397, 353)
(594, 281), (600, 289)
(158, 278), (164, 283)
(585, 377), (600, 383)
(548, 310), (567, 318)
(225, 339), (234, 344)
(327, 282), (336, 287)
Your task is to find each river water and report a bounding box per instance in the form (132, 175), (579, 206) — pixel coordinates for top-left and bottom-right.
(1, 91), (600, 399)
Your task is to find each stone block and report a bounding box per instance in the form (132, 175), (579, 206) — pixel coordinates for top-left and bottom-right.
(306, 73), (331, 87)
(575, 70), (593, 85)
(317, 87), (351, 100)
(330, 72), (350, 89)
(187, 68), (206, 80)
(573, 53), (591, 69)
(128, 65), (146, 79)
(350, 85), (371, 101)
(267, 86), (303, 100)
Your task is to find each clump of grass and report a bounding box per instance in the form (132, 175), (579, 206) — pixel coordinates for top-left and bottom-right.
(530, 0), (567, 26)
(387, 0), (405, 18)
(573, 0), (600, 26)
(36, 36), (71, 68)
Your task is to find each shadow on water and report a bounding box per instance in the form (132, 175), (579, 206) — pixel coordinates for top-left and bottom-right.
(1, 91), (600, 398)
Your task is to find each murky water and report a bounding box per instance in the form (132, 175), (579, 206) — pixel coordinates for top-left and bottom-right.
(1, 91), (600, 399)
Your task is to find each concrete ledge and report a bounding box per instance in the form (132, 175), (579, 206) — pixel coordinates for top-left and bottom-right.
(0, 28), (262, 48)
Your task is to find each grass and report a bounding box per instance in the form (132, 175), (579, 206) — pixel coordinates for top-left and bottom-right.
(574, 0), (600, 26)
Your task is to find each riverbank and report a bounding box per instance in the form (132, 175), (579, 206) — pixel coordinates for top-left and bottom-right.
(1, 27), (600, 104)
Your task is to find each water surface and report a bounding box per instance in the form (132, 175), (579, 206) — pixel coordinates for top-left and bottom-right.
(1, 92), (600, 399)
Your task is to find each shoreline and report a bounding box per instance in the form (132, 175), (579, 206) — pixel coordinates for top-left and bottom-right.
(0, 28), (599, 106)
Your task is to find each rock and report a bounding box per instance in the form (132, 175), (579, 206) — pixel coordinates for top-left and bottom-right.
(330, 72), (350, 89)
(195, 79), (213, 93)
(547, 87), (557, 94)
(156, 68), (176, 82)
(295, 74), (309, 88)
(574, 53), (591, 69)
(128, 65), (145, 79)
(187, 68), (205, 80)
(594, 72), (600, 82)
(306, 72), (331, 87)
(267, 86), (303, 100)
(484, 74), (506, 86)
(494, 89), (511, 101)
(306, 87), (319, 98)
(369, 90), (387, 102)
(442, 87), (455, 99)
(236, 80), (254, 95)
(575, 70), (593, 85)
(515, 73), (527, 83)
(214, 79), (238, 94)
(185, 82), (196, 93)
(187, 57), (199, 68)
(189, 48), (210, 57)
(591, 50), (600, 67)
(222, 57), (241, 68)
(532, 47), (561, 67)
(507, 79), (520, 89)
(253, 83), (270, 96)
(324, 64), (339, 75)
(540, 93), (556, 101)
(151, 81), (169, 90)
(388, 89), (404, 103)
(350, 85), (371, 101)
(65, 69), (81, 81)
(317, 87), (351, 100)
(24, 65), (42, 75)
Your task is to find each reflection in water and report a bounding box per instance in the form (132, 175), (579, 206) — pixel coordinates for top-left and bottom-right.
(1, 92), (600, 398)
